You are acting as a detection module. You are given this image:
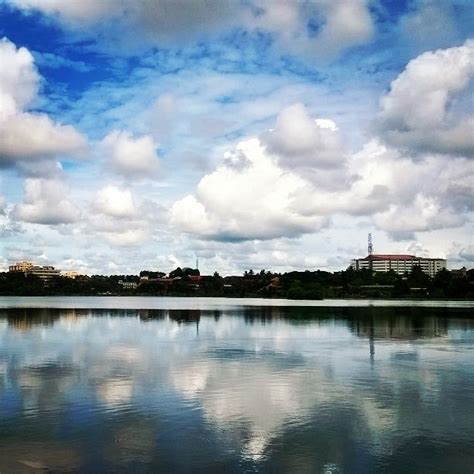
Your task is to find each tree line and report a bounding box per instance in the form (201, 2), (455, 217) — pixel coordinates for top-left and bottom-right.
(1, 265), (473, 299)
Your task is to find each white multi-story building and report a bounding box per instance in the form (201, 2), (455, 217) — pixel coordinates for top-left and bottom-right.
(9, 261), (33, 272)
(350, 254), (446, 277)
(62, 270), (80, 279)
(9, 261), (61, 280)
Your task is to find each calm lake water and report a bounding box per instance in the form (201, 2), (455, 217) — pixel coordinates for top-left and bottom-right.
(0, 298), (473, 473)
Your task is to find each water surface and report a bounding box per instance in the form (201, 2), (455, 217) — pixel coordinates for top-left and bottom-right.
(0, 299), (473, 473)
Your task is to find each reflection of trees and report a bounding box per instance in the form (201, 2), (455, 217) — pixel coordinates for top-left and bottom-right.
(1, 304), (473, 472)
(2, 306), (468, 341)
(1, 308), (101, 330)
(168, 310), (201, 334)
(138, 309), (166, 321)
(168, 309), (201, 324)
(241, 306), (285, 324)
(224, 306), (468, 340)
(346, 307), (451, 340)
(2, 308), (62, 330)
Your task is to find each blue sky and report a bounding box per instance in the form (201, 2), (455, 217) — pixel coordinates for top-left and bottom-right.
(0, 0), (473, 274)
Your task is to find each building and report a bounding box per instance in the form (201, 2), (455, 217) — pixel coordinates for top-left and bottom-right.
(9, 261), (33, 272)
(62, 271), (80, 279)
(118, 280), (138, 290)
(451, 266), (468, 278)
(27, 265), (61, 281)
(350, 254), (446, 277)
(9, 261), (61, 281)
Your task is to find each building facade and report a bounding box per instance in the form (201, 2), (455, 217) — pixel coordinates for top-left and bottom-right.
(350, 254), (446, 277)
(9, 261), (33, 272)
(9, 261), (61, 280)
(62, 271), (80, 279)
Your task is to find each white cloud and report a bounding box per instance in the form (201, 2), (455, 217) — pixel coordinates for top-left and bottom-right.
(377, 40), (474, 157)
(86, 185), (166, 248)
(0, 112), (88, 162)
(0, 38), (87, 167)
(250, 0), (374, 59)
(446, 242), (474, 267)
(342, 140), (473, 234)
(400, 0), (457, 50)
(94, 185), (136, 218)
(171, 106), (473, 243)
(103, 228), (148, 247)
(308, 0), (374, 56)
(374, 195), (464, 234)
(0, 37), (39, 118)
(11, 0), (118, 23)
(261, 103), (345, 171)
(459, 245), (474, 261)
(100, 130), (159, 177)
(12, 178), (81, 225)
(10, 0), (241, 43)
(9, 0), (374, 58)
(0, 194), (5, 214)
(170, 137), (329, 241)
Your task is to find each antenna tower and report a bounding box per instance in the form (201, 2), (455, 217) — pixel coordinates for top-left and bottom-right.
(368, 233), (373, 256)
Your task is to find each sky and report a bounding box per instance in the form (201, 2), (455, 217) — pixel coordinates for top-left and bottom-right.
(0, 0), (473, 275)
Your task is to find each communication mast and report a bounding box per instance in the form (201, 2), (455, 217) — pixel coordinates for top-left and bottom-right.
(368, 233), (374, 271)
(368, 233), (373, 256)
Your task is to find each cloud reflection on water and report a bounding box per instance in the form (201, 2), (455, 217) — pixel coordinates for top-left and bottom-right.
(0, 306), (473, 472)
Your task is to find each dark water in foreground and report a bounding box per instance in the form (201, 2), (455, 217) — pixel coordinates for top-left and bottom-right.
(0, 301), (473, 473)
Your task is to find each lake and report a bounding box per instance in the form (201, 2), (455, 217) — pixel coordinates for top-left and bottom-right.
(0, 297), (473, 473)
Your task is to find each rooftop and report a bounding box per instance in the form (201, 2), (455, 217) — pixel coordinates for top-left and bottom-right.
(360, 254), (445, 261)
(365, 254), (416, 261)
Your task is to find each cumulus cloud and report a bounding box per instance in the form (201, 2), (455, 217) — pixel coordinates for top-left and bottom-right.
(262, 103), (346, 171)
(9, 0), (374, 58)
(347, 140), (473, 234)
(400, 0), (458, 51)
(10, 0), (241, 44)
(300, 0), (374, 57)
(374, 195), (464, 235)
(244, 0), (374, 59)
(0, 38), (39, 118)
(171, 105), (473, 243)
(447, 243), (474, 267)
(0, 113), (88, 163)
(10, 0), (118, 23)
(12, 178), (81, 225)
(102, 229), (149, 247)
(88, 185), (166, 247)
(100, 130), (159, 177)
(0, 38), (87, 167)
(459, 245), (474, 261)
(377, 40), (474, 157)
(170, 138), (329, 241)
(94, 185), (136, 218)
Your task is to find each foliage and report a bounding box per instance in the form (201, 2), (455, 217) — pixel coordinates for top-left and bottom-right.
(0, 267), (472, 299)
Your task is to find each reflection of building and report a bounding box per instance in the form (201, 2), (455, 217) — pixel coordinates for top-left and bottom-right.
(350, 254), (446, 277)
(2, 308), (61, 330)
(9, 261), (61, 280)
(350, 314), (449, 340)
